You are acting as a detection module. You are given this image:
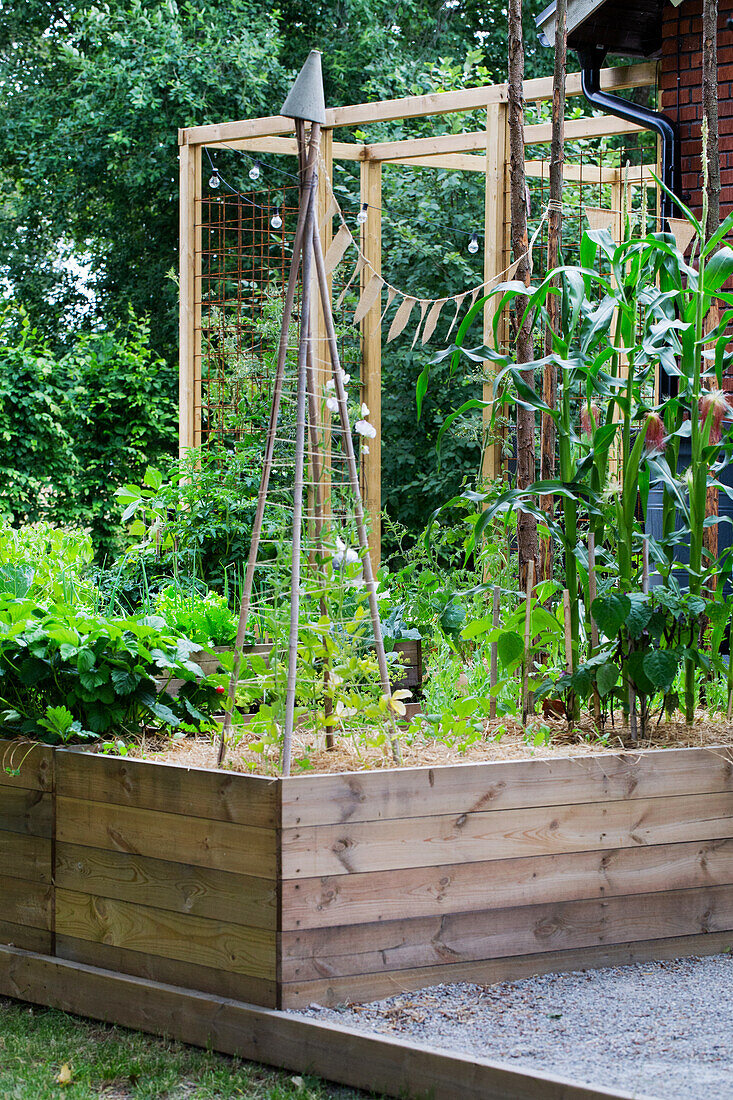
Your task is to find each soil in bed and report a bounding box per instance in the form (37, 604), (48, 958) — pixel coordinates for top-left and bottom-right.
(128, 710), (733, 774)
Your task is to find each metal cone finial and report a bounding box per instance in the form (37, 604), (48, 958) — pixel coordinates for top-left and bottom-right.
(280, 49), (326, 124)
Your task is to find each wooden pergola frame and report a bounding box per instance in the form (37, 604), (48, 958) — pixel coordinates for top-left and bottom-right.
(179, 61), (659, 566)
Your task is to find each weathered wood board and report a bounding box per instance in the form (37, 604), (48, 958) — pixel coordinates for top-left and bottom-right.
(2, 740), (733, 1011)
(0, 741), (54, 954)
(278, 745), (733, 1006)
(53, 749), (280, 1009)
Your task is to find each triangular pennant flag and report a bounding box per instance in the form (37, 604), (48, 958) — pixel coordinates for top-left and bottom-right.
(411, 300), (430, 348)
(324, 224), (353, 275)
(336, 255), (365, 310)
(585, 207), (616, 235)
(668, 217), (697, 256)
(320, 195), (338, 230)
(446, 293), (468, 339)
(421, 298), (449, 345)
(387, 296), (417, 343)
(505, 260), (520, 281)
(380, 287), (396, 325)
(353, 273), (384, 324)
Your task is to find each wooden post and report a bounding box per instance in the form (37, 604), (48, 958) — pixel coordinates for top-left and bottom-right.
(179, 139), (198, 456)
(360, 159), (382, 573)
(482, 101), (509, 485)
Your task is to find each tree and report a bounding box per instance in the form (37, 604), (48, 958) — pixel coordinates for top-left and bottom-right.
(539, 0), (566, 584)
(507, 0), (539, 585)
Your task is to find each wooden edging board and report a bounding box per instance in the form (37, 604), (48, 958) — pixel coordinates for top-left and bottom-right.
(0, 945), (646, 1100)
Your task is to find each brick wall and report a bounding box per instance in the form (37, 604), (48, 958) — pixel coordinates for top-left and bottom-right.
(659, 0), (733, 218)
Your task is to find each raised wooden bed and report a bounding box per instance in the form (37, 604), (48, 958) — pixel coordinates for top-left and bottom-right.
(2, 738), (733, 1013)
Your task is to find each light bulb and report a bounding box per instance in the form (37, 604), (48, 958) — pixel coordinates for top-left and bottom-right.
(208, 169), (220, 190)
(356, 203), (368, 226)
(270, 209), (283, 230)
(249, 160), (261, 182)
(468, 232), (479, 255)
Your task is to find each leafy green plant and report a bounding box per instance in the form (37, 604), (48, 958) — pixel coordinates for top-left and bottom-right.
(544, 587), (709, 738)
(0, 522), (97, 606)
(0, 598), (221, 743)
(154, 586), (238, 648)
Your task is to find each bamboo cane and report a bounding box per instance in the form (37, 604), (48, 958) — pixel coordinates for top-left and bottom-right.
(218, 120), (321, 767)
(310, 220), (402, 763)
(282, 148), (318, 775)
(588, 532), (601, 729)
(489, 584), (500, 720)
(563, 588), (573, 674)
(305, 305), (334, 749)
(521, 560), (535, 726)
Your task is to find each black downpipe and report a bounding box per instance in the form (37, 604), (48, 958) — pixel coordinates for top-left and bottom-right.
(578, 46), (681, 221)
(578, 47), (682, 397)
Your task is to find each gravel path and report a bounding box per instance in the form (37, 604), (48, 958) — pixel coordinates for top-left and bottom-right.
(295, 954), (733, 1098)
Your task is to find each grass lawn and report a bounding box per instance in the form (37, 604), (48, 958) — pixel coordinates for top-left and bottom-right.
(0, 997), (374, 1099)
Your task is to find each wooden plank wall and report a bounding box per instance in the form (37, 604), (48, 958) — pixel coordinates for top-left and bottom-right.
(53, 752), (281, 1008)
(0, 740), (54, 953)
(279, 747), (733, 1007)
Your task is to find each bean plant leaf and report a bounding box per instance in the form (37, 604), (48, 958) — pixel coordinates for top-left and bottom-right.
(497, 630), (524, 669)
(626, 595), (653, 639)
(591, 593), (631, 639)
(643, 649), (680, 691)
(596, 661), (620, 697)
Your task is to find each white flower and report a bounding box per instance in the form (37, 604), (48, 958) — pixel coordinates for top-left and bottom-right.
(339, 370), (350, 386)
(333, 537), (360, 568)
(324, 379), (336, 392)
(361, 403), (370, 417)
(355, 419), (377, 439)
(326, 396), (339, 413)
(362, 444), (370, 454)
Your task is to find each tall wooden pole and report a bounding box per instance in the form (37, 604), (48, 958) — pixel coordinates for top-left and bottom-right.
(508, 0), (539, 588)
(539, 0), (566, 582)
(360, 160), (383, 574)
(482, 101), (509, 485)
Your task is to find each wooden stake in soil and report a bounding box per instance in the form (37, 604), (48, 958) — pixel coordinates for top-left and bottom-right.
(489, 585), (500, 721)
(521, 560), (535, 726)
(588, 533), (602, 730)
(563, 588), (573, 674)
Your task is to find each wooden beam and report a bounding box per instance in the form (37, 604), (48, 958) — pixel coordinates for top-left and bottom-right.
(181, 64), (657, 147)
(359, 160), (382, 571)
(386, 153), (487, 171)
(483, 103), (509, 484)
(364, 115), (645, 163)
(0, 946), (642, 1100)
(204, 136), (363, 161)
(525, 114), (645, 145)
(178, 143), (196, 456)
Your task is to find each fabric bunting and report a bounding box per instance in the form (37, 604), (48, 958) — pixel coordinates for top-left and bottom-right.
(353, 273), (384, 324)
(668, 217), (697, 256)
(387, 296), (417, 343)
(324, 224), (353, 275)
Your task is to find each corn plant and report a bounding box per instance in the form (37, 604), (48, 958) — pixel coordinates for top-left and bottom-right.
(428, 202), (733, 728)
